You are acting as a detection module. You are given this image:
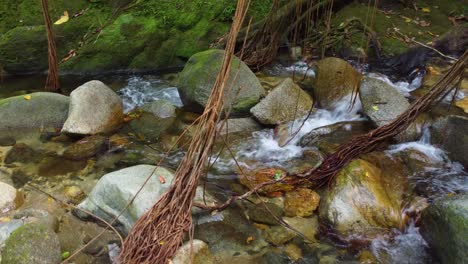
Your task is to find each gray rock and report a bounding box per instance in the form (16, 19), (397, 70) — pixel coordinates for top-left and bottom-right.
(430, 115), (468, 168)
(359, 77), (409, 127)
(140, 99), (176, 119)
(171, 240), (215, 264)
(0, 220), (24, 248)
(0, 182), (20, 214)
(0, 92), (69, 132)
(251, 78), (313, 125)
(314, 57), (362, 108)
(217, 118), (262, 136)
(246, 202), (284, 225)
(76, 165), (175, 234)
(264, 225), (296, 246)
(1, 223), (61, 264)
(76, 165), (216, 234)
(421, 194), (468, 264)
(62, 80), (124, 135)
(177, 49), (265, 115)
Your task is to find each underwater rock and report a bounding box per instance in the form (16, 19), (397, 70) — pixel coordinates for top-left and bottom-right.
(177, 49), (265, 115)
(284, 188), (320, 217)
(251, 78), (313, 125)
(421, 194), (468, 264)
(62, 80), (124, 135)
(63, 135), (108, 160)
(140, 99), (177, 119)
(171, 239), (215, 264)
(4, 143), (40, 164)
(246, 202), (284, 225)
(127, 112), (175, 142)
(313, 57), (362, 108)
(0, 92), (69, 132)
(1, 223), (61, 264)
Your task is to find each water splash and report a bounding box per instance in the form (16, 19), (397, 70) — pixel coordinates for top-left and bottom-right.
(371, 221), (429, 264)
(118, 76), (183, 113)
(215, 95), (363, 170)
(367, 72), (423, 97)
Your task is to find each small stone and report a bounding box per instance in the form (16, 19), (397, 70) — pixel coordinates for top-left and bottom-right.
(284, 188), (320, 217)
(63, 135), (107, 160)
(264, 225), (296, 246)
(0, 182), (22, 213)
(64, 186), (85, 203)
(171, 240), (215, 264)
(284, 243), (303, 261)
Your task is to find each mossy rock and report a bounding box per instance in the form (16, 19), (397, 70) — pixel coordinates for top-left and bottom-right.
(421, 194), (468, 264)
(177, 49), (265, 114)
(0, 92), (69, 132)
(1, 223), (61, 264)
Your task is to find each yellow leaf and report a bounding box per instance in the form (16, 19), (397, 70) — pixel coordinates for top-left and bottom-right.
(23, 95), (32, 100)
(246, 236), (254, 244)
(422, 7), (430, 13)
(385, 16), (391, 19)
(372, 105), (379, 111)
(159, 241), (165, 245)
(405, 18), (412, 23)
(54, 11), (69, 25)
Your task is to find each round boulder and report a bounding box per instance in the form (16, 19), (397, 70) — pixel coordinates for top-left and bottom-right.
(313, 57), (362, 108)
(250, 78), (313, 125)
(177, 49), (265, 115)
(62, 80), (124, 135)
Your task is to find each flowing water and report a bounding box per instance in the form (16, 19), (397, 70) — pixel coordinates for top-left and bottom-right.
(0, 61), (466, 263)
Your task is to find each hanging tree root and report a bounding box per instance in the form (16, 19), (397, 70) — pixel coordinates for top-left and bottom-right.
(41, 0), (60, 92)
(117, 1), (250, 263)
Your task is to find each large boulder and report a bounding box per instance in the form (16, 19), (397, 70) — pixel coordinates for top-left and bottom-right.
(0, 92), (69, 132)
(1, 223), (61, 264)
(62, 80), (124, 135)
(313, 57), (362, 108)
(76, 165), (217, 234)
(177, 49), (265, 115)
(250, 78), (313, 125)
(76, 165), (175, 234)
(359, 76), (410, 127)
(319, 154), (407, 238)
(430, 115), (468, 168)
(421, 194), (468, 264)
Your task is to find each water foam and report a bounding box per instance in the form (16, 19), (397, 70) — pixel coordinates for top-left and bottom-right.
(119, 76), (183, 113)
(367, 72), (423, 97)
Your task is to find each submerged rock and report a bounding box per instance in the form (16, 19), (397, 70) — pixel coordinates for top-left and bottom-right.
(127, 111), (175, 142)
(4, 143), (39, 164)
(63, 135), (108, 160)
(251, 78), (313, 125)
(284, 188), (320, 217)
(177, 49), (265, 115)
(1, 223), (61, 264)
(0, 92), (69, 132)
(62, 80), (124, 135)
(246, 202), (284, 225)
(313, 57), (362, 108)
(140, 99), (177, 119)
(319, 155), (407, 238)
(171, 240), (215, 264)
(421, 194), (468, 264)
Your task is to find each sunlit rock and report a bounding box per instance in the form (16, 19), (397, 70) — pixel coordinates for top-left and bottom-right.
(62, 80), (124, 135)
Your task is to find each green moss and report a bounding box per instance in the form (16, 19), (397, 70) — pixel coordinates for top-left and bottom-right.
(331, 0), (462, 56)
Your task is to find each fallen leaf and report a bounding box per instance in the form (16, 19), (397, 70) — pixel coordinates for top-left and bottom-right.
(405, 18), (412, 23)
(23, 95), (32, 100)
(61, 251), (70, 260)
(421, 7), (430, 13)
(246, 236), (254, 244)
(158, 175), (166, 184)
(159, 241), (165, 245)
(372, 105), (379, 111)
(54, 11), (69, 25)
